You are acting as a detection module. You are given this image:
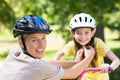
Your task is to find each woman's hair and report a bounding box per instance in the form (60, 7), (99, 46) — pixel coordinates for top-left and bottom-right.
(72, 28), (97, 67)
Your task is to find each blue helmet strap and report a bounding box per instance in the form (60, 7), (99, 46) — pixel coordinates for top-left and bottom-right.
(21, 35), (36, 58)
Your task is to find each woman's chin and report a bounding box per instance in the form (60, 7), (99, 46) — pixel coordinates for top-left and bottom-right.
(35, 52), (44, 58)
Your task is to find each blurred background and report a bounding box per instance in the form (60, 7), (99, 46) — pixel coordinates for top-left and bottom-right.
(0, 0), (120, 80)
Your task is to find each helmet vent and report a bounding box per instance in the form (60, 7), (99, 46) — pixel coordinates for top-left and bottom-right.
(13, 15), (52, 37)
(85, 17), (87, 22)
(90, 19), (92, 22)
(32, 18), (36, 26)
(69, 13), (96, 29)
(74, 19), (77, 23)
(79, 17), (82, 22)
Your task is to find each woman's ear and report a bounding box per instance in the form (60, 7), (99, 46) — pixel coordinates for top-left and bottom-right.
(18, 40), (24, 48)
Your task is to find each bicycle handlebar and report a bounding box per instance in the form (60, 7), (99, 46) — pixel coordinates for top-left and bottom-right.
(77, 67), (113, 80)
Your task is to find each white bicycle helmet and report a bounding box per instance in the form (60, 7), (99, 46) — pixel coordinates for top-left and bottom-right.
(69, 13), (96, 30)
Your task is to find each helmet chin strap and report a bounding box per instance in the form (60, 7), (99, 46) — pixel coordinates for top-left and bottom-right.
(21, 35), (27, 51)
(21, 35), (36, 58)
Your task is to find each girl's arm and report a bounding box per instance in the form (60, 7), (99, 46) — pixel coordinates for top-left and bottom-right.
(106, 50), (120, 70)
(54, 50), (64, 60)
(99, 50), (120, 73)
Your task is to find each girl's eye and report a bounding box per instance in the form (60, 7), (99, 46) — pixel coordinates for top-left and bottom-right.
(76, 32), (80, 34)
(85, 32), (89, 34)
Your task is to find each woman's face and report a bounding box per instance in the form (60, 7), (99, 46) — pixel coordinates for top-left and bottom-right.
(22, 33), (47, 58)
(72, 28), (94, 46)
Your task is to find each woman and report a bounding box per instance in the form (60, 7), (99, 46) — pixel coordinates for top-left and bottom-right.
(0, 15), (95, 80)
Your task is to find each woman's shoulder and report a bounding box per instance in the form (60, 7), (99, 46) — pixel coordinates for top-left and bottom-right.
(9, 45), (22, 55)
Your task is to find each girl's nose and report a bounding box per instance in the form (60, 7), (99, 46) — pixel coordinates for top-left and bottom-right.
(80, 35), (86, 40)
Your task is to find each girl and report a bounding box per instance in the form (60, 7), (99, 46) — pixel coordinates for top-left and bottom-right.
(0, 15), (95, 80)
(54, 13), (120, 80)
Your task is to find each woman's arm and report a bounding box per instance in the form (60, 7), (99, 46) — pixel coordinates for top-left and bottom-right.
(49, 49), (84, 68)
(63, 46), (95, 79)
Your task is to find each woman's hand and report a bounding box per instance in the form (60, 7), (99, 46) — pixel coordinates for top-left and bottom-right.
(75, 48), (84, 62)
(83, 46), (95, 58)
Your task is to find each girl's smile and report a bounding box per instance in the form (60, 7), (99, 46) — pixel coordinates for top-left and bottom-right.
(73, 28), (93, 46)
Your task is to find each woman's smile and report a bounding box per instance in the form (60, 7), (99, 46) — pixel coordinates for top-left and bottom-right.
(24, 33), (47, 58)
(36, 49), (44, 54)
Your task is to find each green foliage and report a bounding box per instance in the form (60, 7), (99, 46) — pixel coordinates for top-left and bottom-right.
(0, 0), (15, 27)
(0, 27), (15, 41)
(104, 11), (120, 39)
(1, 0), (120, 41)
(110, 68), (120, 80)
(0, 51), (8, 61)
(42, 50), (58, 60)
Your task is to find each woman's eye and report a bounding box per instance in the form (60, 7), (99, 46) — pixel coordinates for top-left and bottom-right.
(42, 37), (46, 40)
(32, 39), (36, 42)
(31, 39), (39, 42)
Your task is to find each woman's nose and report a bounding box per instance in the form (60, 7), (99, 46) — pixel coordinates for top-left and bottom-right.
(38, 41), (43, 48)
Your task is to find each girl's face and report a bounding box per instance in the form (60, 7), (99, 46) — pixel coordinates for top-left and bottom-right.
(72, 28), (94, 46)
(20, 33), (47, 58)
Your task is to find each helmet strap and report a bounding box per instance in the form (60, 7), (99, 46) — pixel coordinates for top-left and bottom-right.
(21, 35), (37, 58)
(21, 35), (27, 51)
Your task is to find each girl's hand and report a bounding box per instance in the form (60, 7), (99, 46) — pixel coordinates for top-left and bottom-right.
(99, 63), (111, 73)
(75, 48), (84, 62)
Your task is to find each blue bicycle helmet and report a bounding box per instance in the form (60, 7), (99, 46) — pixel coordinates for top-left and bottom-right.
(13, 15), (52, 58)
(13, 15), (52, 38)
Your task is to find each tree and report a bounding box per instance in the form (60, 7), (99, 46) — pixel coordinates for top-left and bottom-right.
(0, 0), (15, 28)
(104, 11), (120, 40)
(3, 0), (120, 41)
(45, 0), (120, 42)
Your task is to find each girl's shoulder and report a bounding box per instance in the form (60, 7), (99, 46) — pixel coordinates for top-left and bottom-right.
(66, 40), (75, 46)
(94, 37), (110, 56)
(94, 37), (104, 44)
(94, 37), (103, 41)
(94, 37), (106, 48)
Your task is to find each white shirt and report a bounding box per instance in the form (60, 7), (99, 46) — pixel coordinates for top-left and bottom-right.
(0, 46), (64, 80)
